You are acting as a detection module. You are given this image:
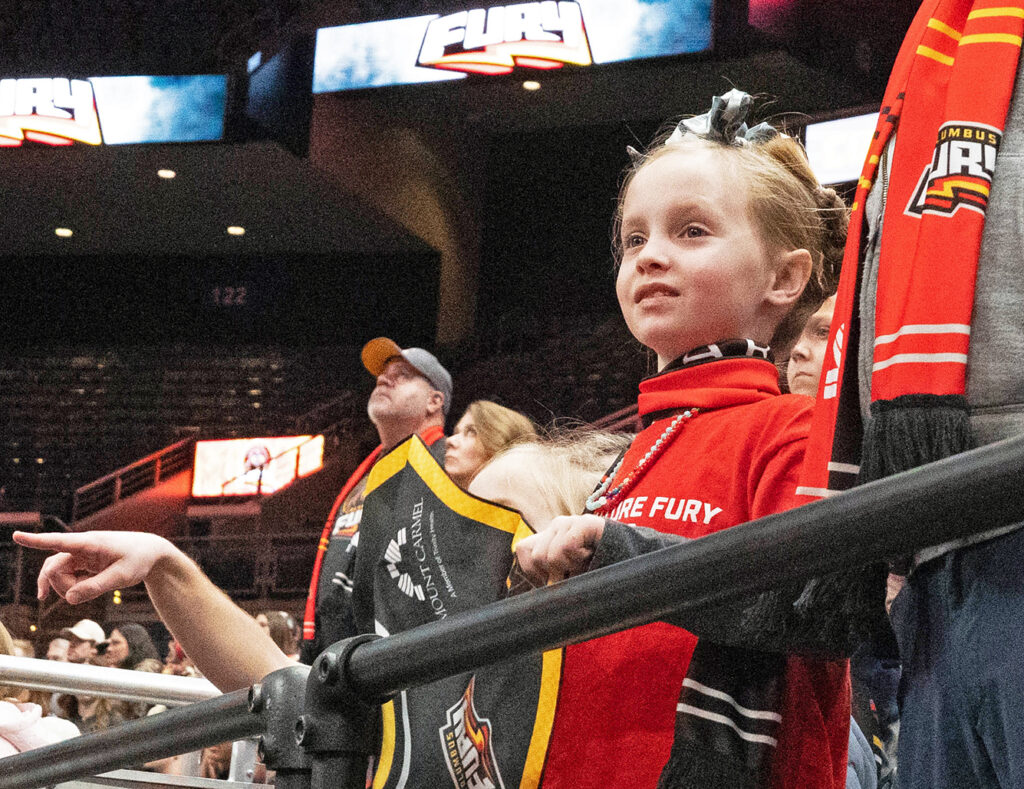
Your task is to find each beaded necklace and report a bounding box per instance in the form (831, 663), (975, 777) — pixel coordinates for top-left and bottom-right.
(585, 408), (699, 514)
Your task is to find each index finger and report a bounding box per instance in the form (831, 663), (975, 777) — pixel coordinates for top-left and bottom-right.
(13, 531), (78, 552)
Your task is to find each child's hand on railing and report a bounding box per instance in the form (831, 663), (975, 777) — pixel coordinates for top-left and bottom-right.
(12, 531), (175, 605)
(514, 515), (605, 585)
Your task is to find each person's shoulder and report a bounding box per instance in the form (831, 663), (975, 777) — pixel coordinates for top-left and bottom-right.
(770, 392), (815, 419)
(739, 393), (814, 449)
(745, 392), (814, 424)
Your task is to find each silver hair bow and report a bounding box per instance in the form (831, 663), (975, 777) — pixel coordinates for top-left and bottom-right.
(667, 89), (778, 147)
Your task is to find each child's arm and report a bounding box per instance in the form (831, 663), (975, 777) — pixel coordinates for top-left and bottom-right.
(517, 519), (847, 657)
(13, 530), (293, 691)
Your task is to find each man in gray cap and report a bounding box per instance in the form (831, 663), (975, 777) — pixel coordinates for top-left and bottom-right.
(14, 338), (454, 689)
(299, 338), (452, 662)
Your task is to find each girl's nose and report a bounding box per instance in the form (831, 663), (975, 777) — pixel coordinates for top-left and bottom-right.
(635, 238), (670, 271)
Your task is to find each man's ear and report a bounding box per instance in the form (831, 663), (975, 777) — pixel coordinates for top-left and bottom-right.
(767, 248), (813, 309)
(426, 390), (444, 418)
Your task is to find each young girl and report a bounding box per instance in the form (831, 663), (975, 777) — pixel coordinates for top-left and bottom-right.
(516, 90), (849, 788)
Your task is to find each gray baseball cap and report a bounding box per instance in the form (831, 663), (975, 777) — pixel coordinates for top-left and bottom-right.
(361, 337), (453, 416)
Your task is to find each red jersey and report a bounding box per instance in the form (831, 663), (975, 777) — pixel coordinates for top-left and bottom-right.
(540, 358), (849, 789)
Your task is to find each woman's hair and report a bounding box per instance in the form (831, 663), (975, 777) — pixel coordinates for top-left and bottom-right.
(613, 124), (848, 356)
(487, 430), (634, 521)
(0, 621), (17, 700)
(111, 623), (160, 670)
(133, 658), (164, 674)
(464, 400), (538, 460)
(0, 621), (13, 657)
(260, 611), (299, 656)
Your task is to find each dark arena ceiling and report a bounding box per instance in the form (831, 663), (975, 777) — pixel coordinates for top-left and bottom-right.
(0, 1), (919, 271)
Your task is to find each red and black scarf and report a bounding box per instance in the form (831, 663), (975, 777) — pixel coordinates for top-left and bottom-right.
(796, 0), (1024, 641)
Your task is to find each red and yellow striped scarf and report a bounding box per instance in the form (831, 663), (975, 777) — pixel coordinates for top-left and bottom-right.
(800, 0), (1024, 502)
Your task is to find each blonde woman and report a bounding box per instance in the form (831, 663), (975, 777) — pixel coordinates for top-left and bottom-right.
(444, 400), (537, 489)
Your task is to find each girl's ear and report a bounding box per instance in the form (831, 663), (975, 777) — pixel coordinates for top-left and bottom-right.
(767, 248), (813, 308)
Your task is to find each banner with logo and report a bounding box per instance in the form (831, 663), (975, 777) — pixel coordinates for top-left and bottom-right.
(357, 436), (561, 789)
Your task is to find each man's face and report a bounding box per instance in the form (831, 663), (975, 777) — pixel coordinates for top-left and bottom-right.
(366, 358), (439, 427)
(66, 636), (96, 664)
(46, 638), (70, 661)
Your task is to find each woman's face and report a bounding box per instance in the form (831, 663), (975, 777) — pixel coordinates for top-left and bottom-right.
(445, 412), (491, 488)
(787, 295), (836, 397)
(106, 629), (130, 667)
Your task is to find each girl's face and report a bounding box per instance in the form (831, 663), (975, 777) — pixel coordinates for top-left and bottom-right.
(787, 295), (836, 396)
(616, 147), (781, 369)
(106, 629), (129, 667)
(445, 412), (490, 488)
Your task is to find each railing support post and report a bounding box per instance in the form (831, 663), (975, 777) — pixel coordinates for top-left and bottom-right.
(250, 663), (313, 789)
(301, 634), (382, 789)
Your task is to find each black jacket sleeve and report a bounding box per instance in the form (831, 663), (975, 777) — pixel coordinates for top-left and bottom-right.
(590, 520), (856, 658)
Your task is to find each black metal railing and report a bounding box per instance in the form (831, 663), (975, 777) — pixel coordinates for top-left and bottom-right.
(5, 433), (1024, 789)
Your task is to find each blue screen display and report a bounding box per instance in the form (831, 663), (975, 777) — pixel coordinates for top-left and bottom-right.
(314, 0), (712, 93)
(91, 75), (227, 144)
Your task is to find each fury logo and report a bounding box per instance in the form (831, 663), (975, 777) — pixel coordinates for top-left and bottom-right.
(0, 78), (102, 146)
(417, 1), (592, 75)
(906, 121), (1000, 218)
(822, 322), (844, 400)
(439, 677), (505, 789)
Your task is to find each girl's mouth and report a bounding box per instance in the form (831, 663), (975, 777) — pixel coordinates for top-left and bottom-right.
(634, 283), (680, 303)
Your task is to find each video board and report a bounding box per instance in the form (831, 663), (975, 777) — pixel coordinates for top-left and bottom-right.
(192, 435), (325, 497)
(314, 0), (713, 92)
(0, 75), (227, 147)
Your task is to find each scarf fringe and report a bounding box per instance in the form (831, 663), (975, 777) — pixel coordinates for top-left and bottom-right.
(777, 396), (974, 653)
(736, 574), (885, 657)
(861, 394), (972, 481)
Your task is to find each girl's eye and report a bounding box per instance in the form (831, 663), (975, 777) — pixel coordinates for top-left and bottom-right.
(624, 232), (645, 249)
(684, 225), (707, 238)
(814, 326), (831, 339)
(466, 427), (477, 437)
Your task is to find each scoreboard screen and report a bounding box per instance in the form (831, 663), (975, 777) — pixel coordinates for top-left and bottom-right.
(314, 0), (713, 93)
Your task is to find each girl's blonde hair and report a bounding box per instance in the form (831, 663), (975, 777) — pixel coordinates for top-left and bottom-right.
(464, 400), (538, 460)
(613, 125), (848, 356)
(488, 430), (634, 521)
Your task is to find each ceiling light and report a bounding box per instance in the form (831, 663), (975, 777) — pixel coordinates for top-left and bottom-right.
(227, 226), (246, 236)
(523, 80), (541, 91)
(54, 227), (73, 238)
(157, 169), (176, 179)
